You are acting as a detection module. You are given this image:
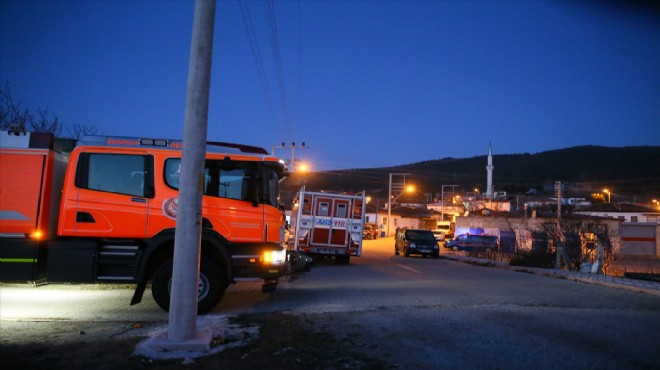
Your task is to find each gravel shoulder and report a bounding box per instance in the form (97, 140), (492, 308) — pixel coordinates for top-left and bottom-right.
(0, 312), (392, 370)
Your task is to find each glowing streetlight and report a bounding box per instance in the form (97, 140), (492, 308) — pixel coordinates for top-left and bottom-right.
(653, 199), (658, 209)
(603, 188), (611, 203)
(297, 162), (309, 173)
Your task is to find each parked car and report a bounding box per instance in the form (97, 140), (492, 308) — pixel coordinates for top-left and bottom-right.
(445, 234), (499, 252)
(395, 228), (439, 258)
(363, 223), (379, 239)
(431, 229), (445, 241)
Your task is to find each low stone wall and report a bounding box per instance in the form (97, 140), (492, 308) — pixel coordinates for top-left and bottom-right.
(607, 255), (660, 276)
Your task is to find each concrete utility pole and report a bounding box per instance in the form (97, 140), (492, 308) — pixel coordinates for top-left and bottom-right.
(387, 173), (411, 237)
(440, 184), (459, 223)
(555, 181), (562, 220)
(168, 0), (216, 343)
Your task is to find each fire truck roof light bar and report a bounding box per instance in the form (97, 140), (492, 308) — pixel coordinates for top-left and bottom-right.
(78, 135), (270, 155)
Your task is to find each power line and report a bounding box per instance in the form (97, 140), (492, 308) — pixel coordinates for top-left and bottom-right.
(264, 0), (293, 140)
(238, 0), (282, 139)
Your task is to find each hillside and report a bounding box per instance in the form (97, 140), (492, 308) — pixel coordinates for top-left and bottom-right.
(280, 145), (660, 204)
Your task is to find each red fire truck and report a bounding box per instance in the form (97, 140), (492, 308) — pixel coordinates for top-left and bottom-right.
(289, 186), (366, 264)
(0, 129), (290, 313)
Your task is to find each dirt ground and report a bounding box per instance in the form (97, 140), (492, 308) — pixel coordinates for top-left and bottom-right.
(0, 312), (393, 370)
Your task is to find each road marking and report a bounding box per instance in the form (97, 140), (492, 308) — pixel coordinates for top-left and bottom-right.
(396, 264), (423, 274)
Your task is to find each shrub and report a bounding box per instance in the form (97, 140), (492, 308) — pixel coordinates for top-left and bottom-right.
(509, 249), (555, 268)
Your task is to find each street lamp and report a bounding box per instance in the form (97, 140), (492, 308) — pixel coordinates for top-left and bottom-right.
(603, 188), (611, 203)
(652, 199), (659, 209)
(387, 173), (411, 237)
(271, 142), (308, 172)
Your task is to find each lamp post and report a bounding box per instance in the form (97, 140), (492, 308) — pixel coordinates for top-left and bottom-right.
(440, 184), (459, 224)
(603, 188), (611, 203)
(652, 199), (658, 209)
(387, 173), (411, 237)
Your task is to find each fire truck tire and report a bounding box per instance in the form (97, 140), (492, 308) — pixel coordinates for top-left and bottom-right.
(151, 258), (226, 314)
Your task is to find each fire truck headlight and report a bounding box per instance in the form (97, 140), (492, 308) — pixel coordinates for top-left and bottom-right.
(410, 243), (417, 249)
(263, 249), (286, 265)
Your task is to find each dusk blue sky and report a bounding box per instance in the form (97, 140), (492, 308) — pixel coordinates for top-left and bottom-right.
(1, 1), (658, 171)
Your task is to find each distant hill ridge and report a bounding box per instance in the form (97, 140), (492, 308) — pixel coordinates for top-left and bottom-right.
(280, 145), (660, 200)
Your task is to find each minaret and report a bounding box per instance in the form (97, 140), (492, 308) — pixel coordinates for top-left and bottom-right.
(486, 142), (494, 199)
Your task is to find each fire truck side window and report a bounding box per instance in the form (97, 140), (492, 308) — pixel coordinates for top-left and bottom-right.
(265, 169), (283, 206)
(164, 158), (181, 189)
(165, 158), (256, 202)
(76, 153), (150, 197)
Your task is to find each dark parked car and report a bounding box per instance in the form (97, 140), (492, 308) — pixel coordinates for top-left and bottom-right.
(394, 228), (439, 258)
(445, 234), (499, 252)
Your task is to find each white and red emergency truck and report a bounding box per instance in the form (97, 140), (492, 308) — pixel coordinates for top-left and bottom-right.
(289, 186), (366, 264)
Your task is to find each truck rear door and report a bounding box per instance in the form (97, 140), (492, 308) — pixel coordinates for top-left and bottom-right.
(310, 195), (350, 248)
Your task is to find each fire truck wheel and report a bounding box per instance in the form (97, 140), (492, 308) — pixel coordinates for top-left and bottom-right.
(151, 258), (226, 314)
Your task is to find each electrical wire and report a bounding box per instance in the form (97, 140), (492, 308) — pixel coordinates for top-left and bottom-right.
(264, 0), (293, 140)
(238, 0), (283, 139)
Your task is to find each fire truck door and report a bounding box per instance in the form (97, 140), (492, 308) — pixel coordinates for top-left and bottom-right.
(61, 153), (150, 238)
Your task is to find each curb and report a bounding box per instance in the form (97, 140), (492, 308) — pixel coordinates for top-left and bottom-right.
(440, 254), (660, 296)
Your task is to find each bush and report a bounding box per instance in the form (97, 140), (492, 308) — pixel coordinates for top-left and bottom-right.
(509, 249), (555, 268)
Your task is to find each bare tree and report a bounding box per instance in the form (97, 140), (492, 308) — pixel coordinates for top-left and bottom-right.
(1, 81), (97, 138)
(67, 123), (99, 140)
(0, 82), (32, 131)
(540, 218), (614, 272)
(31, 107), (62, 136)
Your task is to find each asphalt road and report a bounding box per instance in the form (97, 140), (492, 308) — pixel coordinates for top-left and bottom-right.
(2, 237), (660, 369)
